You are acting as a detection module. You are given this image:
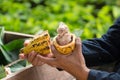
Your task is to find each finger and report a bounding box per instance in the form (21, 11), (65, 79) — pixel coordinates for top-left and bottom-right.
(37, 54), (57, 67)
(75, 37), (82, 53)
(24, 39), (31, 46)
(37, 54), (54, 63)
(51, 44), (62, 57)
(24, 54), (28, 59)
(32, 55), (41, 66)
(32, 58), (38, 66)
(37, 61), (44, 66)
(19, 53), (26, 59)
(27, 51), (37, 63)
(19, 53), (28, 59)
(75, 37), (85, 59)
(44, 53), (54, 58)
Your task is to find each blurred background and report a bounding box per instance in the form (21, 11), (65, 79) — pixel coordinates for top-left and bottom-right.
(0, 0), (120, 79)
(0, 0), (120, 39)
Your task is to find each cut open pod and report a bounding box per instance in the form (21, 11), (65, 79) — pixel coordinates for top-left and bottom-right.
(53, 34), (76, 55)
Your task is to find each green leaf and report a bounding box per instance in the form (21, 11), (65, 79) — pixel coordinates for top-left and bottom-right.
(112, 6), (120, 19)
(0, 65), (6, 79)
(9, 60), (27, 73)
(0, 45), (12, 63)
(0, 39), (25, 63)
(5, 39), (24, 52)
(0, 26), (4, 45)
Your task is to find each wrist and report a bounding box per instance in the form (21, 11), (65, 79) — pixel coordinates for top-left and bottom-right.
(75, 66), (90, 80)
(64, 65), (90, 80)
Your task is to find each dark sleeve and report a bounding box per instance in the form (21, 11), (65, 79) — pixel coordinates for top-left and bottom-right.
(88, 69), (120, 80)
(82, 17), (120, 67)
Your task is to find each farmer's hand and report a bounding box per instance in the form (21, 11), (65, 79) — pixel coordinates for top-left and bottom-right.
(19, 40), (30, 60)
(36, 38), (90, 80)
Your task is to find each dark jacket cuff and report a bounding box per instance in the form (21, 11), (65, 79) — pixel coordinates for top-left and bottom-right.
(87, 69), (109, 80)
(88, 69), (120, 80)
(114, 17), (120, 25)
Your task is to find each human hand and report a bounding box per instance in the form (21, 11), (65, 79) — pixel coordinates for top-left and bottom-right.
(19, 39), (30, 60)
(36, 37), (90, 80)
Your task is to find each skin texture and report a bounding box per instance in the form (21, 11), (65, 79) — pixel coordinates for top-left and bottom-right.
(19, 38), (90, 80)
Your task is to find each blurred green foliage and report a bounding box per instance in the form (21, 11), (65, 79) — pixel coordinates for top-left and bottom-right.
(0, 66), (6, 79)
(0, 27), (28, 79)
(0, 0), (120, 78)
(0, 0), (120, 39)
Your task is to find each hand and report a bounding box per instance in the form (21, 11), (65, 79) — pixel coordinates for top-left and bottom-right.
(36, 37), (90, 80)
(19, 39), (30, 59)
(19, 39), (53, 66)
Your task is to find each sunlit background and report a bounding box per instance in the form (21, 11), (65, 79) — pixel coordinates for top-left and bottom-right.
(0, 0), (120, 79)
(0, 0), (120, 39)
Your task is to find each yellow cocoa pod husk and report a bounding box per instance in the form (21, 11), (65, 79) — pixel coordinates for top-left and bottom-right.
(53, 34), (76, 55)
(20, 31), (51, 55)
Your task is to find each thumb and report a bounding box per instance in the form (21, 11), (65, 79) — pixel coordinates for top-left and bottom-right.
(36, 54), (56, 65)
(19, 53), (26, 59)
(75, 37), (82, 54)
(75, 38), (85, 64)
(24, 39), (31, 46)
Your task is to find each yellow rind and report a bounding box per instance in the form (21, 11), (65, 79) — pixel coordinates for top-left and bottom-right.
(20, 31), (51, 55)
(53, 34), (76, 55)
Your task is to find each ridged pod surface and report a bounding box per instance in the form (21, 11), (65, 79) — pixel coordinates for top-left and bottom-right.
(20, 31), (51, 55)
